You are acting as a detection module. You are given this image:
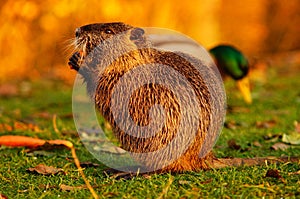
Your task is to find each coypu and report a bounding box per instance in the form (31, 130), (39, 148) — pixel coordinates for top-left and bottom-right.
(68, 22), (225, 173)
(68, 23), (298, 173)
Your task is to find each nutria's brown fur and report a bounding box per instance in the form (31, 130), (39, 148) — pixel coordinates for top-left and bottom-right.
(68, 22), (225, 173)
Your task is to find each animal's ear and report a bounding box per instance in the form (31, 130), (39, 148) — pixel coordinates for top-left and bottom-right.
(130, 28), (145, 41)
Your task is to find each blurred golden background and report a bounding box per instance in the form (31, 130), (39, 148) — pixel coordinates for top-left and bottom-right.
(0, 0), (299, 83)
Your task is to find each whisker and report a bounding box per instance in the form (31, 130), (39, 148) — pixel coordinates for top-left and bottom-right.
(62, 38), (77, 57)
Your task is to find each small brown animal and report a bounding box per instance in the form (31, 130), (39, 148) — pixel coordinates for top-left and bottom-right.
(68, 22), (297, 173)
(68, 22), (225, 173)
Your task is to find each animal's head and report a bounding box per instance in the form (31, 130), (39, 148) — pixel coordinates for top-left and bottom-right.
(73, 22), (146, 58)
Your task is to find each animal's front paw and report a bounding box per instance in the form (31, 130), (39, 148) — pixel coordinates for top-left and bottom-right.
(68, 52), (82, 71)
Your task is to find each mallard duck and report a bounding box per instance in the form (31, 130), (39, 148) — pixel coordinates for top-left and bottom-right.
(209, 45), (252, 104)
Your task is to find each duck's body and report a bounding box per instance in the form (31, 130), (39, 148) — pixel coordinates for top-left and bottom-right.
(209, 45), (252, 104)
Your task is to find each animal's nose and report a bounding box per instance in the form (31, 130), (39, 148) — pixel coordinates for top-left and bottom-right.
(75, 28), (81, 37)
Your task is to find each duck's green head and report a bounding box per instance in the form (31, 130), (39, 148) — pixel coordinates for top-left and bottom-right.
(209, 45), (249, 80)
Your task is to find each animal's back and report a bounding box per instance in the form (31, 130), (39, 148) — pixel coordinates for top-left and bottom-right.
(94, 48), (223, 172)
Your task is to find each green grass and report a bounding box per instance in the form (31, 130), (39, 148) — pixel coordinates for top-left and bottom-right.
(0, 67), (300, 199)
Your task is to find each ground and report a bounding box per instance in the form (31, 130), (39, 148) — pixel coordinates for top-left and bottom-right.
(0, 65), (299, 198)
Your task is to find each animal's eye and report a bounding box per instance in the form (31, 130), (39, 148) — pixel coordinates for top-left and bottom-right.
(104, 29), (113, 34)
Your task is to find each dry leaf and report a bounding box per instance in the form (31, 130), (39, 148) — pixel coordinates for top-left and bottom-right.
(263, 134), (281, 142)
(0, 123), (13, 132)
(27, 164), (64, 175)
(227, 106), (250, 113)
(0, 120), (41, 132)
(178, 180), (190, 185)
(265, 169), (282, 179)
(38, 184), (57, 189)
(192, 187), (200, 191)
(227, 139), (241, 150)
(224, 121), (238, 130)
(200, 179), (213, 184)
(271, 142), (290, 151)
(143, 174), (152, 179)
(256, 120), (277, 129)
(13, 121), (41, 132)
(103, 192), (119, 197)
(282, 133), (300, 145)
(0, 193), (8, 199)
(95, 143), (126, 154)
(60, 184), (90, 191)
(253, 141), (262, 147)
(61, 130), (79, 137)
(0, 84), (18, 97)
